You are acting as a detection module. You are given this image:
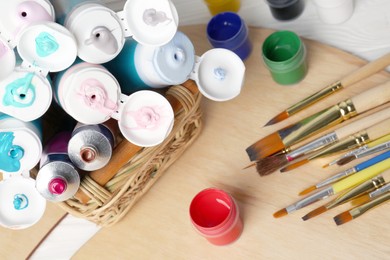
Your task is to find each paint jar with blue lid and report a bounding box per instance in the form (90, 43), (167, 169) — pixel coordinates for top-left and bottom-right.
(262, 30), (307, 85)
(36, 131), (80, 202)
(0, 21), (77, 122)
(0, 0), (56, 81)
(62, 0), (178, 64)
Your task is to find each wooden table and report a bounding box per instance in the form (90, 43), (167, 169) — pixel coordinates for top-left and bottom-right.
(2, 25), (390, 259)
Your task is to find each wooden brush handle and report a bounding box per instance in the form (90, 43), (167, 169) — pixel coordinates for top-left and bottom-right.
(74, 80), (199, 204)
(351, 80), (390, 114)
(334, 106), (390, 139)
(341, 52), (390, 87)
(366, 117), (390, 141)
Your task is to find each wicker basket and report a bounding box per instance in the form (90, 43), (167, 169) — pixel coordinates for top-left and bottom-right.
(56, 82), (203, 227)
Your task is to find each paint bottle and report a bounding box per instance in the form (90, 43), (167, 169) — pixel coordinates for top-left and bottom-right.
(203, 0), (241, 16)
(0, 21), (77, 122)
(57, 0), (178, 64)
(189, 188), (243, 245)
(262, 30), (307, 85)
(36, 131), (80, 202)
(68, 119), (118, 171)
(105, 30), (246, 101)
(0, 114), (42, 174)
(313, 0), (355, 25)
(265, 0), (304, 21)
(0, 0), (55, 81)
(0, 174), (46, 229)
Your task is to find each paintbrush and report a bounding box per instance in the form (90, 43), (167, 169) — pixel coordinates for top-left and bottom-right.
(247, 80), (390, 161)
(301, 170), (390, 220)
(323, 134), (390, 167)
(280, 117), (390, 172)
(333, 190), (390, 225)
(264, 52), (390, 126)
(250, 107), (390, 176)
(350, 181), (390, 206)
(72, 80), (200, 204)
(299, 150), (390, 196)
(273, 157), (390, 218)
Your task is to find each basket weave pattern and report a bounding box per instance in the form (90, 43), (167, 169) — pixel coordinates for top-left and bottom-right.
(58, 84), (203, 226)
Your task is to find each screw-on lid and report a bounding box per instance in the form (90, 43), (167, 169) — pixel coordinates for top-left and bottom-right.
(0, 0), (55, 44)
(0, 175), (46, 229)
(0, 37), (16, 81)
(17, 21), (77, 72)
(113, 91), (174, 147)
(0, 70), (52, 122)
(59, 64), (121, 124)
(64, 3), (125, 64)
(191, 48), (245, 101)
(121, 0), (179, 46)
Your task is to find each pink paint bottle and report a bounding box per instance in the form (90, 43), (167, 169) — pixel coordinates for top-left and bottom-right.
(189, 188), (243, 245)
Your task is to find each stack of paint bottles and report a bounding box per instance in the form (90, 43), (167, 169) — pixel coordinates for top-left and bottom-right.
(0, 0), (245, 229)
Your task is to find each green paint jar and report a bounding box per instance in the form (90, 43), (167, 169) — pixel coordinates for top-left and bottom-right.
(262, 30), (307, 85)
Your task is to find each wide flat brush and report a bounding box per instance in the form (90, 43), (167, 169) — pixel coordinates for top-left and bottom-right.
(72, 80), (200, 204)
(273, 157), (390, 218)
(324, 134), (390, 167)
(253, 107), (390, 176)
(280, 117), (390, 172)
(333, 190), (390, 225)
(299, 150), (390, 196)
(302, 170), (390, 221)
(247, 80), (390, 161)
(264, 52), (390, 126)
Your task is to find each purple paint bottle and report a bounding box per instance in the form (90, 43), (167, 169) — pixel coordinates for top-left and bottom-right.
(36, 131), (80, 202)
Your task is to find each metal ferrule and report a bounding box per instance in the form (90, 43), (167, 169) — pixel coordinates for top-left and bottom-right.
(349, 191), (390, 219)
(286, 186), (334, 213)
(326, 175), (386, 210)
(316, 167), (357, 189)
(280, 99), (357, 147)
(287, 132), (339, 161)
(307, 131), (370, 161)
(355, 140), (390, 159)
(369, 182), (390, 198)
(287, 81), (343, 116)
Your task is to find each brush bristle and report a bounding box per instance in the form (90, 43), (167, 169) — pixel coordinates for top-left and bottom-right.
(350, 194), (370, 206)
(302, 206), (327, 221)
(333, 211), (353, 225)
(299, 186), (317, 196)
(263, 111), (289, 127)
(255, 154), (288, 176)
(336, 155), (355, 166)
(246, 132), (285, 161)
(273, 208), (288, 218)
(280, 159), (310, 172)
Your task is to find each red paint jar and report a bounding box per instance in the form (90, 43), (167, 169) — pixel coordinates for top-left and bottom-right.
(189, 188), (243, 245)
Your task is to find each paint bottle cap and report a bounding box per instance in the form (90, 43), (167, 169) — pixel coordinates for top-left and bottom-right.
(0, 0), (55, 44)
(17, 21), (77, 72)
(0, 70), (52, 121)
(65, 0), (178, 64)
(0, 175), (46, 229)
(190, 48), (245, 101)
(0, 37), (16, 81)
(64, 3), (124, 64)
(112, 90), (174, 147)
(121, 0), (178, 46)
(58, 63), (121, 124)
(0, 128), (42, 174)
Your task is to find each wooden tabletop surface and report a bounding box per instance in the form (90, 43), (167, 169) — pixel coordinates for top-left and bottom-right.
(1, 23), (390, 259)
